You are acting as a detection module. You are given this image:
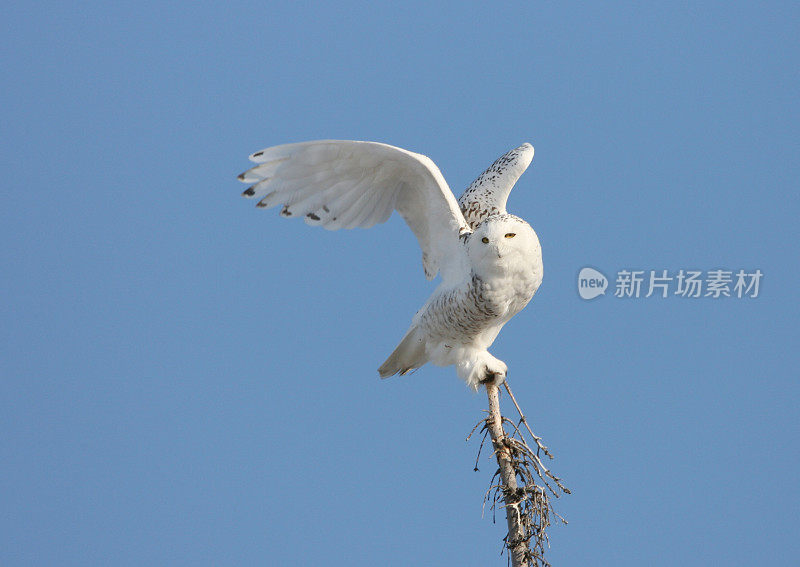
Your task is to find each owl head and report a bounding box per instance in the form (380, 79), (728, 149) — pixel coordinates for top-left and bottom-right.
(466, 214), (542, 276)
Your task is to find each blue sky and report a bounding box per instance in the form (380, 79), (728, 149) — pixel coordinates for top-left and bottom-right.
(2, 2), (798, 565)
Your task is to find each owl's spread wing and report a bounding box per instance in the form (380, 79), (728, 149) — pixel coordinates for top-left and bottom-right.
(238, 140), (470, 282)
(457, 143), (534, 228)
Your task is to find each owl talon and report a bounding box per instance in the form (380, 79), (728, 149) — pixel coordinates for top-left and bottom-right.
(479, 367), (506, 387)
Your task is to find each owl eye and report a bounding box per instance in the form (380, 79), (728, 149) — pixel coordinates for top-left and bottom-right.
(505, 233), (516, 238)
(481, 237), (490, 244)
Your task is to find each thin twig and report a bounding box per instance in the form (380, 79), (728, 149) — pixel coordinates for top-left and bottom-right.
(503, 380), (553, 459)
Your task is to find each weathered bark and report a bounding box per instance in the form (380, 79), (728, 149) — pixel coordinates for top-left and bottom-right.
(485, 382), (528, 567)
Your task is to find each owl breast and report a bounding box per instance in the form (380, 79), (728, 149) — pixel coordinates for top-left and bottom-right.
(417, 268), (539, 347)
(472, 270), (538, 323)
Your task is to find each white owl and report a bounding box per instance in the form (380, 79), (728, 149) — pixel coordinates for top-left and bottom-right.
(238, 141), (542, 389)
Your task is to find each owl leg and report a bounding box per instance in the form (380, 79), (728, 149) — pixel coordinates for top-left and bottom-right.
(459, 351), (507, 390)
(478, 359), (507, 388)
(479, 369), (506, 387)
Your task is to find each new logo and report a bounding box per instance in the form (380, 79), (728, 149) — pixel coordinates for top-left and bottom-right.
(578, 267), (608, 300)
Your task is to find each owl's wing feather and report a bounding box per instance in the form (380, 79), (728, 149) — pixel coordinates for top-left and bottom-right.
(239, 140), (470, 282)
(457, 143), (534, 228)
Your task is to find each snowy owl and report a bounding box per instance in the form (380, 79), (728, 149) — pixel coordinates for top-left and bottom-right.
(238, 141), (542, 389)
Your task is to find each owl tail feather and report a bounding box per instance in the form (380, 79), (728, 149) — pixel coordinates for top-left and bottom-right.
(378, 327), (428, 378)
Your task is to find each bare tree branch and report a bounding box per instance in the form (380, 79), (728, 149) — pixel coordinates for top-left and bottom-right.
(485, 382), (529, 567)
(473, 379), (569, 566)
